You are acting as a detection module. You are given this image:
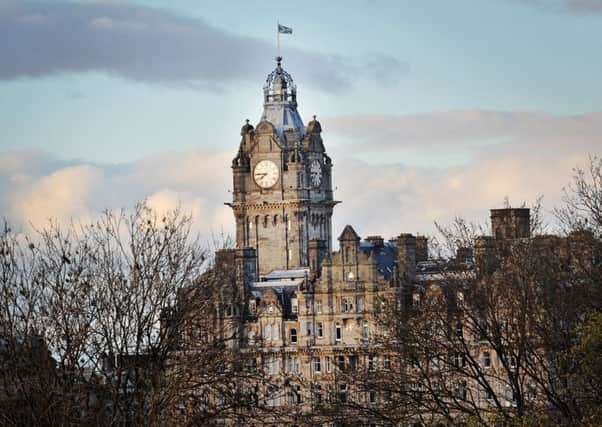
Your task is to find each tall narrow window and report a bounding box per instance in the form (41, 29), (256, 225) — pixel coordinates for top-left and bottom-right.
(483, 351), (491, 368)
(312, 357), (321, 373)
(368, 354), (377, 372)
(325, 356), (331, 372)
(306, 321), (312, 336)
(362, 320), (369, 339)
(335, 323), (342, 342)
(290, 328), (297, 344)
(316, 300), (322, 313)
(317, 322), (324, 338)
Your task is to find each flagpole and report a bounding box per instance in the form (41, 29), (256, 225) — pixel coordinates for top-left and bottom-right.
(277, 21), (280, 59)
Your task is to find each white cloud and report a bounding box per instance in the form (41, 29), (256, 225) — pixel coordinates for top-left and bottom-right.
(0, 110), (598, 242)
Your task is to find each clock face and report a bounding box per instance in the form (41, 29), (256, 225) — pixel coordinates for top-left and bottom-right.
(310, 160), (322, 187)
(254, 160), (279, 188)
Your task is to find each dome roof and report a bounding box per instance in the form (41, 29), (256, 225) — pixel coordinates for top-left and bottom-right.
(240, 119), (254, 136)
(261, 57), (305, 143)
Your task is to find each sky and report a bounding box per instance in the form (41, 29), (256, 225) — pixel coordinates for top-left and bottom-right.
(0, 0), (601, 242)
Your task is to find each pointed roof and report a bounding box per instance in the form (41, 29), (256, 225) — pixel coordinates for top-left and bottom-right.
(338, 225), (360, 242)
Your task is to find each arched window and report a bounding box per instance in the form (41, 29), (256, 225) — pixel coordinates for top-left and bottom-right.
(290, 328), (297, 344)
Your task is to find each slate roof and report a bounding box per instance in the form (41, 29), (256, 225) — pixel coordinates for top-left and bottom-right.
(359, 240), (398, 279)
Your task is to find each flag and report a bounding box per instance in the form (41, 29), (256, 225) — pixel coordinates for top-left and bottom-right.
(278, 24), (292, 34)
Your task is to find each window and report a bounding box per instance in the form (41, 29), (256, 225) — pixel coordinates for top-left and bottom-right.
(317, 322), (324, 338)
(263, 324), (271, 340)
(356, 296), (364, 312)
(509, 355), (517, 368)
(452, 352), (466, 368)
(266, 358), (279, 375)
(271, 324), (278, 340)
(305, 300), (312, 314)
(383, 355), (391, 370)
(347, 271), (354, 280)
(316, 300), (322, 313)
(454, 381), (467, 400)
(290, 328), (297, 344)
(306, 321), (312, 336)
(336, 355), (345, 370)
(312, 384), (322, 404)
(348, 355), (358, 370)
(369, 389), (378, 403)
(291, 297), (298, 314)
(249, 299), (256, 314)
(335, 323), (342, 342)
(455, 322), (463, 337)
(483, 351), (491, 368)
(312, 357), (321, 373)
(338, 384), (348, 403)
(484, 387), (495, 401)
(248, 330), (255, 346)
(288, 356), (300, 374)
(368, 354), (377, 372)
(325, 356), (331, 372)
(287, 385), (301, 404)
(342, 298), (353, 312)
(362, 320), (369, 339)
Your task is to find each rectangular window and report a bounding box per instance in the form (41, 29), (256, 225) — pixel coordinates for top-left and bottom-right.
(325, 356), (331, 372)
(317, 322), (324, 338)
(312, 357), (321, 373)
(335, 323), (342, 342)
(312, 384), (322, 404)
(368, 354), (377, 372)
(356, 296), (363, 312)
(338, 384), (348, 403)
(369, 390), (377, 403)
(483, 351), (491, 368)
(348, 355), (358, 370)
(306, 321), (312, 336)
(383, 355), (391, 370)
(336, 355), (345, 370)
(362, 320), (369, 339)
(290, 328), (297, 344)
(316, 300), (322, 314)
(288, 356), (300, 374)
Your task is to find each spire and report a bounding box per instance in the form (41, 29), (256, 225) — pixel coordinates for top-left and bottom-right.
(261, 57), (305, 143)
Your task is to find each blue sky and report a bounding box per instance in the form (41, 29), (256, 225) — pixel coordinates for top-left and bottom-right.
(1, 0), (601, 239)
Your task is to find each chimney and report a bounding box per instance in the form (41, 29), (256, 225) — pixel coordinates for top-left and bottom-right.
(397, 233), (416, 282)
(474, 236), (496, 273)
(365, 235), (384, 247)
(416, 235), (428, 262)
(490, 208), (530, 240)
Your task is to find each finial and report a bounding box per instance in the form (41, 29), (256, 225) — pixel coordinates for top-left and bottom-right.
(245, 119), (250, 124)
(313, 115), (317, 120)
(275, 56), (282, 67)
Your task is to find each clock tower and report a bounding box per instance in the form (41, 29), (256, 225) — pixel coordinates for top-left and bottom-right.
(228, 57), (337, 276)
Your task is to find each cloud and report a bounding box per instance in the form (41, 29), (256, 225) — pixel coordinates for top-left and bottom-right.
(510, 0), (602, 13)
(326, 111), (602, 167)
(0, 1), (408, 92)
(1, 110), (598, 243)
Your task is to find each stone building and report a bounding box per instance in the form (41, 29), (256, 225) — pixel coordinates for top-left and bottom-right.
(176, 56), (599, 425)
